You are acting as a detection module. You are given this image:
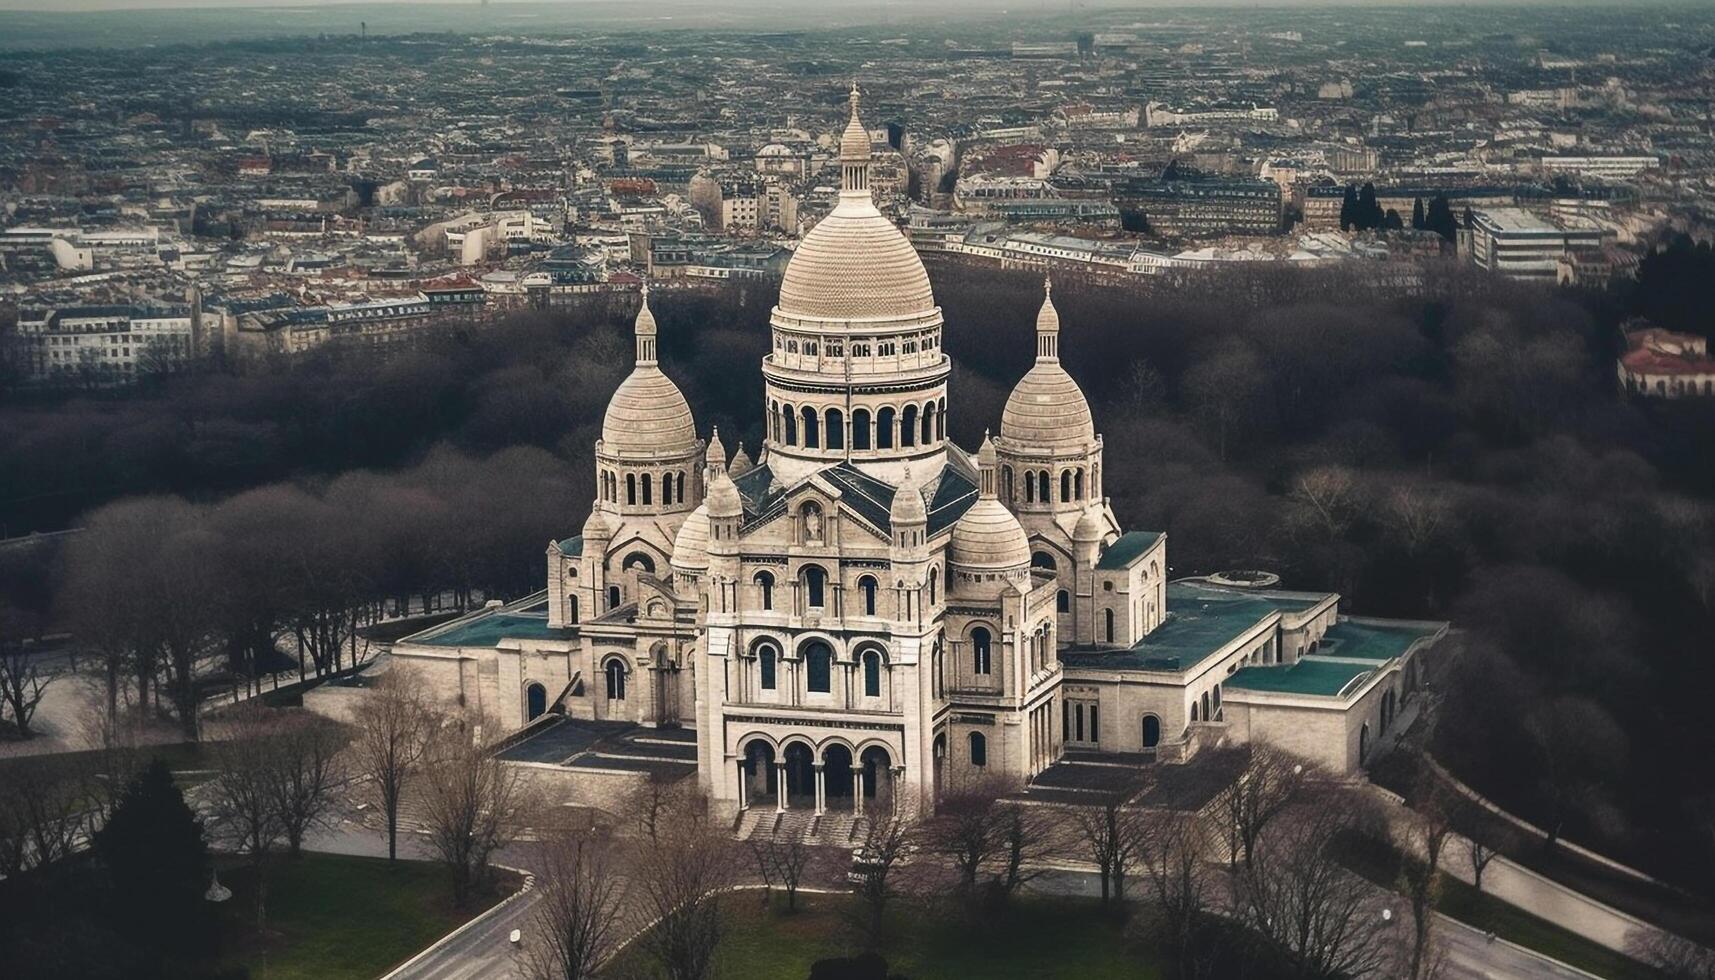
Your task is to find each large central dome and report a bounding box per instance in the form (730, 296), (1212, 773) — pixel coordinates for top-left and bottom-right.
(776, 87), (935, 323)
(777, 206), (936, 321)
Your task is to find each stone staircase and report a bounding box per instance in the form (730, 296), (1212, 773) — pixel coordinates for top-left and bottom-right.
(734, 806), (868, 846)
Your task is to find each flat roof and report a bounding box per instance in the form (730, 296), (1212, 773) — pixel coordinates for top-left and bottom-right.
(413, 598), (567, 648)
(1227, 659), (1374, 698)
(1095, 530), (1163, 570)
(1315, 618), (1441, 662)
(1062, 582), (1327, 674)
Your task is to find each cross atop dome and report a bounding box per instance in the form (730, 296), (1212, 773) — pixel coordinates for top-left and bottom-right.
(1035, 275), (1060, 361)
(633, 281), (657, 364)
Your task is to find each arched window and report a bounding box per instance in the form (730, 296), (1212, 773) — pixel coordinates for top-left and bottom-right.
(567, 594), (579, 624)
(921, 401), (935, 444)
(969, 732), (987, 767)
(755, 571), (775, 610)
(1190, 701), (1200, 723)
(626, 473), (637, 505)
(770, 400), (783, 442)
(676, 472), (685, 503)
(1104, 608), (1115, 643)
(859, 575), (878, 616)
(624, 552), (655, 574)
(803, 565), (827, 608)
(526, 682), (547, 720)
(642, 473), (653, 505)
(1142, 714), (1161, 748)
(1061, 470), (1073, 502)
(937, 397), (947, 439)
(661, 472), (673, 505)
(1056, 589), (1069, 613)
(826, 408), (844, 450)
(801, 405), (819, 448)
(863, 650), (881, 697)
(972, 627), (992, 675)
(607, 585), (621, 610)
(758, 643), (777, 690)
(852, 408), (872, 450)
(783, 403), (798, 445)
(1074, 469), (1085, 500)
(805, 642), (832, 693)
(929, 567), (938, 604)
(1201, 692), (1211, 721)
(1002, 466), (1014, 503)
(1025, 472), (1035, 503)
(1038, 471), (1052, 503)
(1032, 551), (1057, 571)
(876, 407), (896, 449)
(900, 404), (918, 448)
(604, 659), (626, 700)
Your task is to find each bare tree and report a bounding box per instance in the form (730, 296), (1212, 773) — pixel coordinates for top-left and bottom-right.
(992, 800), (1058, 903)
(1221, 745), (1311, 869)
(634, 791), (735, 980)
(0, 646), (55, 738)
(268, 710), (350, 857)
(351, 671), (437, 860)
(1068, 791), (1143, 908)
(0, 755), (88, 878)
(849, 800), (919, 949)
(1237, 791), (1400, 980)
(1132, 808), (1215, 979)
(921, 773), (1011, 900)
(205, 705), (286, 928)
(1398, 776), (1456, 980)
(418, 713), (534, 907)
(519, 824), (628, 980)
(748, 832), (813, 913)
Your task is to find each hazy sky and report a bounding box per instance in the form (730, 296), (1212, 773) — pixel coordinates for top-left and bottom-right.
(0, 0), (1616, 11)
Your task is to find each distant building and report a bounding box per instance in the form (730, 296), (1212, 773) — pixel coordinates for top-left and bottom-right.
(14, 304), (197, 383)
(1463, 207), (1605, 282)
(1116, 176), (1283, 238)
(1619, 325), (1715, 398)
(1144, 102), (1278, 127)
(1540, 156), (1661, 180)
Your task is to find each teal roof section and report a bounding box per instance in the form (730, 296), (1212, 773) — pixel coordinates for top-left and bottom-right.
(1227, 659), (1375, 698)
(413, 599), (568, 648)
(1063, 582), (1298, 674)
(1315, 618), (1442, 662)
(557, 535), (584, 557)
(1095, 530), (1164, 570)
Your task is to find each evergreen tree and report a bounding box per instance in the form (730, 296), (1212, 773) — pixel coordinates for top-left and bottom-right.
(1425, 194), (1458, 242)
(94, 759), (211, 958)
(1339, 184), (1358, 232)
(1357, 182), (1385, 231)
(1412, 197), (1426, 230)
(1384, 208), (1405, 231)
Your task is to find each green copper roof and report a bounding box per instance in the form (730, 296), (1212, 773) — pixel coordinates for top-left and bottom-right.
(557, 535), (584, 557)
(1314, 618), (1441, 662)
(1226, 659), (1375, 698)
(1095, 530), (1163, 570)
(1063, 582), (1317, 674)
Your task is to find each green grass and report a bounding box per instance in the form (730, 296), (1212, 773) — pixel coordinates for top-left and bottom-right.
(1336, 833), (1666, 980)
(217, 852), (512, 980)
(603, 891), (1162, 980)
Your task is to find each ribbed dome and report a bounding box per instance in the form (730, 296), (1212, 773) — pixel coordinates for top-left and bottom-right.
(1001, 363), (1095, 451)
(777, 204), (935, 321)
(890, 467), (926, 526)
(707, 470), (743, 519)
(1074, 507), (1107, 542)
(950, 498), (1031, 571)
(602, 366), (698, 455)
(670, 504), (710, 571)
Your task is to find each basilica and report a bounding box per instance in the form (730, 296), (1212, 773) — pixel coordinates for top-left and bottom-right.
(391, 89), (1444, 820)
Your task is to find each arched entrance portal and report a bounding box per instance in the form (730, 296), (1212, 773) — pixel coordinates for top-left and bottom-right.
(1141, 714), (1161, 749)
(859, 746), (895, 810)
(822, 744), (855, 809)
(525, 682), (547, 721)
(740, 740), (777, 809)
(783, 742), (816, 807)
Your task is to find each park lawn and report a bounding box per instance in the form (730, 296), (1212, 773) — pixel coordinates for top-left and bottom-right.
(1336, 833), (1666, 980)
(216, 852), (511, 980)
(604, 891), (1162, 980)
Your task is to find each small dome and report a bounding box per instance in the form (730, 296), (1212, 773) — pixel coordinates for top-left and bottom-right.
(705, 426), (727, 467)
(1001, 363), (1095, 452)
(1074, 507), (1106, 542)
(890, 467), (926, 526)
(602, 367), (698, 455)
(731, 442), (755, 476)
(707, 470), (743, 519)
(670, 504), (711, 571)
(950, 498), (1031, 572)
(1036, 277), (1061, 335)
